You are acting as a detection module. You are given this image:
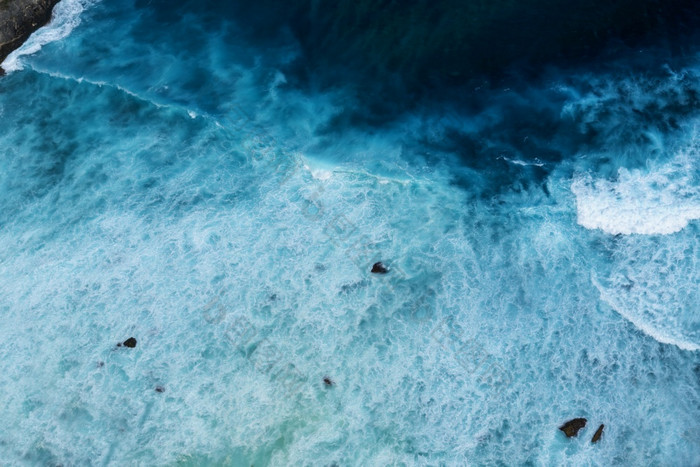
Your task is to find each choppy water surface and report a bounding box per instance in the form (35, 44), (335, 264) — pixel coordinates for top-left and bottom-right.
(1, 0), (699, 464)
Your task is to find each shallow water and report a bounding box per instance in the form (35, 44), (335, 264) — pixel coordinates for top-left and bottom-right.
(1, 0), (699, 465)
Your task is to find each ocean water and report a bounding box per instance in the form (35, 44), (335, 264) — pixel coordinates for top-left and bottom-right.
(1, 0), (699, 465)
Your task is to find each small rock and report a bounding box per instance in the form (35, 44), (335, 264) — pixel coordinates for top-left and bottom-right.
(155, 386), (165, 393)
(119, 337), (137, 348)
(323, 376), (334, 387)
(559, 418), (587, 437)
(591, 424), (604, 443)
(371, 262), (388, 274)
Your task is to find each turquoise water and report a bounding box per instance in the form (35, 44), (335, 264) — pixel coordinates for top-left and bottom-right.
(1, 0), (699, 465)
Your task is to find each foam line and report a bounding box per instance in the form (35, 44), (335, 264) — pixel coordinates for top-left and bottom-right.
(2, 0), (100, 72)
(593, 276), (700, 352)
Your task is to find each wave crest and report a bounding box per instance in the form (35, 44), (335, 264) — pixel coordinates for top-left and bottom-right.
(571, 140), (700, 235)
(1, 0), (99, 72)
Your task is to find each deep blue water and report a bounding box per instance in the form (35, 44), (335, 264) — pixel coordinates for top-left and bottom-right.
(1, 0), (699, 465)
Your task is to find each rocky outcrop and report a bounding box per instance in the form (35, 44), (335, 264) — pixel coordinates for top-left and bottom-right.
(0, 0), (60, 68)
(559, 418), (587, 437)
(117, 337), (138, 348)
(591, 424), (604, 443)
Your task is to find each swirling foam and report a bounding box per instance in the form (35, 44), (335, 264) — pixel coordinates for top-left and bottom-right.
(591, 225), (700, 352)
(571, 146), (700, 235)
(0, 0), (699, 462)
(1, 0), (99, 72)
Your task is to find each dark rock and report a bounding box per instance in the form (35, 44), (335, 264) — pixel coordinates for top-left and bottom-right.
(0, 0), (60, 65)
(559, 418), (587, 438)
(155, 386), (165, 393)
(323, 376), (334, 387)
(371, 262), (388, 274)
(120, 337), (137, 348)
(591, 424), (604, 443)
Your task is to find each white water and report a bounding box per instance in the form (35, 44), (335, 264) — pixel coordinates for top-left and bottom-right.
(2, 0), (98, 72)
(572, 141), (700, 235)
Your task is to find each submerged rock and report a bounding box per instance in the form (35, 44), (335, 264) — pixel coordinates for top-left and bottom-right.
(340, 280), (368, 294)
(591, 424), (604, 443)
(371, 262), (388, 274)
(0, 0), (60, 64)
(117, 337), (137, 348)
(559, 418), (587, 437)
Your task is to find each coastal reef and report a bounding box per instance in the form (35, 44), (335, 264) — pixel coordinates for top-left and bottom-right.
(0, 0), (59, 67)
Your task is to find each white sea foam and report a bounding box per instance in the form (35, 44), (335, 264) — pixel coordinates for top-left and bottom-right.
(1, 0), (99, 72)
(571, 148), (700, 235)
(593, 274), (700, 352)
(498, 155), (545, 167)
(0, 3), (699, 462)
(590, 220), (700, 352)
